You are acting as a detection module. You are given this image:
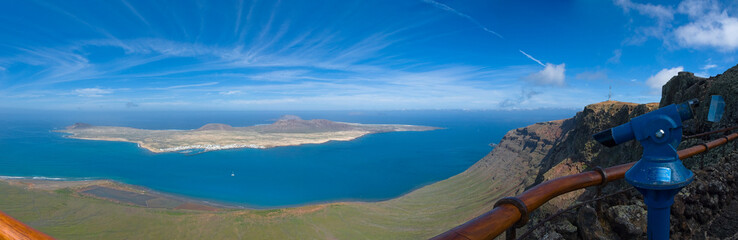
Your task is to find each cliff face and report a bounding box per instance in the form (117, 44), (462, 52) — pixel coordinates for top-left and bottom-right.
(416, 100), (658, 239)
(472, 101), (659, 216)
(519, 65), (738, 239)
(530, 101), (657, 216)
(466, 119), (570, 194)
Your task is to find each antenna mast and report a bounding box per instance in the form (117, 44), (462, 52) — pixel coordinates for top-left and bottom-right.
(608, 85), (612, 101)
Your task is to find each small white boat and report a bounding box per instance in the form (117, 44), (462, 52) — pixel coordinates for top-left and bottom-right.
(231, 171), (235, 177)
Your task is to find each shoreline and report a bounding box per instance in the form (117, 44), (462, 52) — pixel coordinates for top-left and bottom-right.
(60, 131), (374, 153)
(0, 172), (445, 211)
(0, 175), (377, 211)
(0, 176), (244, 210)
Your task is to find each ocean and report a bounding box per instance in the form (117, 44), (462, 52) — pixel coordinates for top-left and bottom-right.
(0, 109), (575, 208)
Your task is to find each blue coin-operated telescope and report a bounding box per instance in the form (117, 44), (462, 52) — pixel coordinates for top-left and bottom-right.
(592, 99), (699, 240)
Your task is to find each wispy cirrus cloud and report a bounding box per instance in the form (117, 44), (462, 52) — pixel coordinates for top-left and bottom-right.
(160, 82), (219, 89)
(615, 0), (674, 20)
(2, 0), (678, 111)
(615, 0), (674, 44)
(608, 49), (622, 64)
(75, 88), (113, 97)
(219, 90), (241, 95)
(120, 0), (151, 28)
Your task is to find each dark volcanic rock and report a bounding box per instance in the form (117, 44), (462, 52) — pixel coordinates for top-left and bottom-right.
(501, 101), (659, 240)
(573, 65), (738, 239)
(605, 205), (647, 238)
(526, 101), (657, 216)
(660, 64), (738, 168)
(522, 65), (738, 239)
(577, 206), (620, 240)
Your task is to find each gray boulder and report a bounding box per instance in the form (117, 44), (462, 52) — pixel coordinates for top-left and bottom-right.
(605, 205), (647, 239)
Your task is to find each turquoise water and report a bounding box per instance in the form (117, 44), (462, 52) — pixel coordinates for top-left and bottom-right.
(0, 110), (574, 208)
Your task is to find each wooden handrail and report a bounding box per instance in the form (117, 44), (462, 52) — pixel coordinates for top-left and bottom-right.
(0, 210), (54, 240)
(432, 132), (738, 240)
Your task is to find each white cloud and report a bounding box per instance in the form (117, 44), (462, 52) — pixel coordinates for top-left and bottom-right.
(616, 0), (738, 51)
(219, 90), (241, 95)
(702, 64), (717, 70)
(248, 70), (308, 82)
(154, 82), (219, 90)
(608, 49), (622, 64)
(696, 61), (716, 77)
(615, 0), (674, 44)
(517, 51), (566, 86)
(524, 63), (566, 86)
(674, 12), (738, 50)
(646, 66), (683, 90)
(677, 0), (720, 18)
(615, 0), (674, 21)
(75, 88), (112, 97)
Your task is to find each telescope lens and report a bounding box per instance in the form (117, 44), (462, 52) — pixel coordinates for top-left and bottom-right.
(593, 129), (617, 147)
(677, 98), (699, 121)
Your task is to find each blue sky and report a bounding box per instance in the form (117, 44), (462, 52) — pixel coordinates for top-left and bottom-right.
(1, 0), (737, 110)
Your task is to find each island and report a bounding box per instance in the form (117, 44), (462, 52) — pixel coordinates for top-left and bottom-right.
(57, 115), (439, 153)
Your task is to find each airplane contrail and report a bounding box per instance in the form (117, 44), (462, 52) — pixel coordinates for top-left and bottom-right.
(421, 0), (551, 68)
(519, 50), (545, 67)
(421, 0), (503, 39)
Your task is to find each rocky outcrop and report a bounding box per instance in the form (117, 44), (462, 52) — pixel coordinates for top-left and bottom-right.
(655, 65), (738, 239)
(605, 204), (647, 238)
(523, 64), (738, 239)
(529, 101), (658, 215)
(577, 206), (619, 240)
(661, 65), (738, 168)
(604, 65), (738, 239)
(515, 101), (657, 239)
(443, 100), (657, 239)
